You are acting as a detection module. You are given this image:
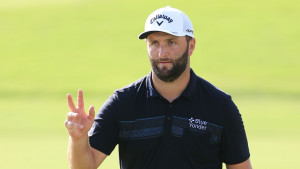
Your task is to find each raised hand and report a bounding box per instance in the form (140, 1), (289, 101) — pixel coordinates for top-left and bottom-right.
(65, 89), (95, 139)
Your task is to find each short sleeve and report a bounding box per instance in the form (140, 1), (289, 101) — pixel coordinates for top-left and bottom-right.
(221, 96), (250, 164)
(88, 93), (119, 155)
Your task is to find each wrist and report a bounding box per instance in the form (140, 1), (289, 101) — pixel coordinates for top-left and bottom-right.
(69, 134), (89, 146)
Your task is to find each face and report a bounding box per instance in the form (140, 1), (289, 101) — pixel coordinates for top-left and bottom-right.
(146, 32), (192, 82)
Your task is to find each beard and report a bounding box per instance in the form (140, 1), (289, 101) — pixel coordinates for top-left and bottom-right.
(150, 44), (189, 82)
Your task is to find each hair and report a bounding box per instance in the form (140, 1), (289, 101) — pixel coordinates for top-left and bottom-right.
(186, 36), (193, 42)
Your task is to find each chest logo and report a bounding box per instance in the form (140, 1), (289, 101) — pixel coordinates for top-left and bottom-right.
(189, 117), (207, 130)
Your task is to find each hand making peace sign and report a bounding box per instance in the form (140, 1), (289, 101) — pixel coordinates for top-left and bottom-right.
(65, 89), (95, 139)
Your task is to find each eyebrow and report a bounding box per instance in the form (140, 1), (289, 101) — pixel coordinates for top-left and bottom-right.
(166, 37), (177, 41)
(147, 37), (178, 42)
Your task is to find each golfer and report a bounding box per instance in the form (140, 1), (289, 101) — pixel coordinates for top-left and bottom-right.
(65, 6), (252, 169)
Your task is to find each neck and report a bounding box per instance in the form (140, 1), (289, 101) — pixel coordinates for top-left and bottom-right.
(152, 67), (190, 103)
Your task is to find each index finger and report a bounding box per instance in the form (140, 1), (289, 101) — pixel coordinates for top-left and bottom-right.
(67, 93), (76, 112)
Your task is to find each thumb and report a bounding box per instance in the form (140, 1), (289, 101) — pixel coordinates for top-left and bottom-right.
(88, 105), (95, 121)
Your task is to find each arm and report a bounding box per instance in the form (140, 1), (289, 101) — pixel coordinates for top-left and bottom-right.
(65, 89), (107, 169)
(226, 158), (252, 169)
(221, 97), (251, 169)
(67, 135), (107, 169)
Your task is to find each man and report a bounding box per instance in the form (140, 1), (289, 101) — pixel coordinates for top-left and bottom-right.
(65, 6), (252, 169)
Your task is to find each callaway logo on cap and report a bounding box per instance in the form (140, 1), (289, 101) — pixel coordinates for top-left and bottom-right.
(138, 6), (194, 39)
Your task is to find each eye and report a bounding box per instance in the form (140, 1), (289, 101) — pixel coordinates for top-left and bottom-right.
(169, 41), (176, 45)
(151, 41), (159, 46)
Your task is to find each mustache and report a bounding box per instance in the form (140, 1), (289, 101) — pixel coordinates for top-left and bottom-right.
(157, 58), (172, 62)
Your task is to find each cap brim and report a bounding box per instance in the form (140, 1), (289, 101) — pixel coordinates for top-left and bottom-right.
(138, 31), (157, 39)
(138, 30), (186, 40)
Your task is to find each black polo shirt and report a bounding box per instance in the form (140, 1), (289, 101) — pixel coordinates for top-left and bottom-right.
(89, 69), (250, 169)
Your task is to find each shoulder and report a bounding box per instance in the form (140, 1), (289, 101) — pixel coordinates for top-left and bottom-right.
(96, 75), (148, 118)
(112, 75), (148, 100)
(189, 71), (239, 115)
(193, 73), (231, 101)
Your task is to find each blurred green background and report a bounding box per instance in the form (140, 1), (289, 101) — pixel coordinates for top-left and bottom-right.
(0, 0), (299, 168)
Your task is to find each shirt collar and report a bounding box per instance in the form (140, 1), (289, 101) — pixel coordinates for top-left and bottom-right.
(146, 71), (159, 98)
(180, 68), (197, 100)
(146, 69), (198, 100)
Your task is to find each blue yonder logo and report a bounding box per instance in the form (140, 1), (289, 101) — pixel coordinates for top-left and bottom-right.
(189, 117), (207, 130)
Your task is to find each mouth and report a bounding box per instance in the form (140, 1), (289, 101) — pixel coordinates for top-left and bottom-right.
(159, 61), (171, 63)
(158, 59), (172, 64)
(158, 61), (172, 66)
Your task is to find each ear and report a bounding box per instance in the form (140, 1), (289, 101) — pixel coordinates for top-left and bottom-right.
(188, 38), (196, 57)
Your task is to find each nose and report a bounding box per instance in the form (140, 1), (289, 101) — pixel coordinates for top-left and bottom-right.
(158, 44), (168, 58)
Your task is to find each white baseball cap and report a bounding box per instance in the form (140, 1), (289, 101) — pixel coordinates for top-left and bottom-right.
(138, 6), (194, 39)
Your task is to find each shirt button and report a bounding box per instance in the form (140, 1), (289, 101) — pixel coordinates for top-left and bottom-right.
(169, 104), (173, 108)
